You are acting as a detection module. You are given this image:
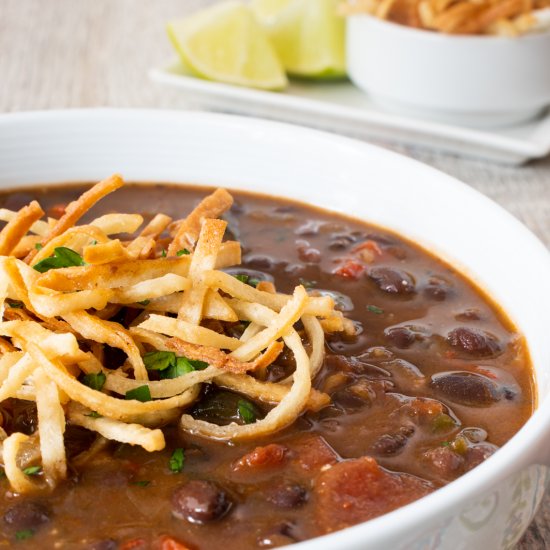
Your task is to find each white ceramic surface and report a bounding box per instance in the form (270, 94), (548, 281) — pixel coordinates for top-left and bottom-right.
(149, 62), (550, 165)
(0, 109), (549, 549)
(347, 16), (550, 128)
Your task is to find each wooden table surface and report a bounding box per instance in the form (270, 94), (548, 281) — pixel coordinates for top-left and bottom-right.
(1, 1), (549, 547)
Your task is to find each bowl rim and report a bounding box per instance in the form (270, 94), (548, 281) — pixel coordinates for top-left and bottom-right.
(347, 11), (550, 44)
(0, 108), (549, 548)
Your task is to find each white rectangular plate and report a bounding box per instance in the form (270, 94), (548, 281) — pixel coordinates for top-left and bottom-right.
(150, 61), (550, 165)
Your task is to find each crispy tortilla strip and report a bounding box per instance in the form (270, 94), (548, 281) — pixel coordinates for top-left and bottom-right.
(90, 213), (143, 235)
(112, 274), (191, 305)
(31, 345), (197, 422)
(166, 336), (282, 374)
(0, 208), (50, 236)
(180, 328), (311, 440)
(30, 225), (110, 267)
(167, 188), (233, 255)
(35, 368), (67, 486)
(215, 372), (330, 412)
(26, 174), (124, 263)
(68, 403), (165, 452)
(302, 315), (325, 379)
(83, 239), (132, 264)
(62, 311), (148, 380)
(230, 286), (308, 362)
(178, 219), (227, 325)
(11, 234), (42, 258)
(126, 213), (172, 259)
(36, 257), (192, 292)
(0, 351), (24, 386)
(0, 201), (45, 256)
(137, 314), (241, 351)
(0, 353), (36, 401)
(203, 289), (238, 322)
(104, 366), (222, 399)
(2, 432), (44, 494)
(204, 270), (334, 317)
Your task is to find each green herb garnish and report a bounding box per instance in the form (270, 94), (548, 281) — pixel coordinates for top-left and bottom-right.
(125, 385), (152, 402)
(7, 301), (23, 309)
(15, 529), (34, 541)
(176, 248), (190, 256)
(143, 351), (208, 379)
(132, 480), (151, 487)
(81, 372), (106, 391)
(22, 466), (41, 476)
(34, 243), (43, 250)
(143, 351), (176, 371)
(138, 299), (150, 306)
(84, 411), (102, 419)
(33, 246), (85, 273)
(367, 305), (384, 314)
(161, 249), (167, 258)
(237, 399), (259, 424)
(233, 274), (260, 287)
(432, 413), (456, 433)
(298, 278), (317, 289)
(169, 448), (185, 473)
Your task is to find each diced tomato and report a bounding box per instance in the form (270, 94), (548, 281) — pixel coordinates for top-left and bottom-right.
(233, 443), (287, 471)
(120, 538), (147, 550)
(288, 434), (339, 472)
(333, 259), (364, 280)
(156, 535), (193, 550)
(315, 457), (433, 533)
(47, 203), (67, 218)
(352, 240), (383, 256)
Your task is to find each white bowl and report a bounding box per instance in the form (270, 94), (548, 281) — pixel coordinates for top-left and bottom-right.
(0, 109), (549, 549)
(346, 15), (550, 128)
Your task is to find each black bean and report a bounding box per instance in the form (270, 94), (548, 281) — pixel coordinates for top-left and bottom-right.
(385, 326), (415, 349)
(465, 443), (498, 471)
(446, 327), (501, 357)
(266, 482), (308, 509)
(430, 371), (502, 406)
(244, 255), (275, 270)
(455, 309), (481, 321)
(368, 267), (415, 295)
(257, 522), (299, 548)
(297, 245), (321, 264)
(3, 501), (51, 531)
(86, 540), (118, 550)
(172, 480), (231, 524)
(372, 433), (409, 456)
(328, 234), (355, 250)
(424, 277), (451, 301)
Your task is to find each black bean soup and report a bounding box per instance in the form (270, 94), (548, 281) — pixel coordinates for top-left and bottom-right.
(0, 184), (535, 549)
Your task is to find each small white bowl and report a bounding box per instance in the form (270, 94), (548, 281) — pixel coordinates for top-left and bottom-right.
(346, 15), (550, 128)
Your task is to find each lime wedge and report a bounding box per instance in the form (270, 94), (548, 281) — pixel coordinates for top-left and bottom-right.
(167, 1), (287, 90)
(251, 0), (346, 78)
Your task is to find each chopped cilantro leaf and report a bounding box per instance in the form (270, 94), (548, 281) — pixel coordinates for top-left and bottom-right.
(143, 351), (176, 371)
(138, 299), (150, 306)
(33, 247), (85, 273)
(91, 240), (98, 245)
(34, 243), (43, 250)
(234, 274), (249, 284)
(176, 248), (190, 256)
(84, 411), (102, 418)
(81, 372), (106, 391)
(169, 448), (185, 473)
(367, 305), (384, 314)
(441, 441), (451, 447)
(125, 385), (151, 402)
(7, 301), (23, 309)
(298, 278), (317, 289)
(132, 480), (151, 487)
(237, 399), (259, 424)
(15, 529), (34, 541)
(23, 466), (41, 476)
(161, 249), (167, 258)
(233, 274), (260, 287)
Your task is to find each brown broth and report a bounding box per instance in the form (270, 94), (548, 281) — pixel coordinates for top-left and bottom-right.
(0, 183), (535, 549)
